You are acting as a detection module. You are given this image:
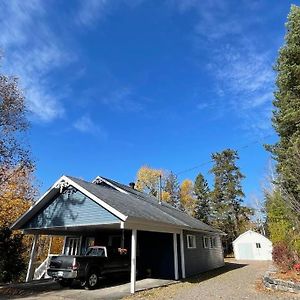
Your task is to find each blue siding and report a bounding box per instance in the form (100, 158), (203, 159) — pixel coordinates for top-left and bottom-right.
(183, 230), (224, 277)
(23, 187), (120, 229)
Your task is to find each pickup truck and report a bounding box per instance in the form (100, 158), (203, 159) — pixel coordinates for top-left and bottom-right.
(47, 246), (130, 289)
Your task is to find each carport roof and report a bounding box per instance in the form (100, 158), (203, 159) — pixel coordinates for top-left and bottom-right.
(12, 175), (223, 234)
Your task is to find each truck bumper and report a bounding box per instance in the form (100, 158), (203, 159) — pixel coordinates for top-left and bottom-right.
(47, 269), (78, 279)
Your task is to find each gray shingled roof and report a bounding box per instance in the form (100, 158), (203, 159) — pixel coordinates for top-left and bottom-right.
(67, 176), (222, 234)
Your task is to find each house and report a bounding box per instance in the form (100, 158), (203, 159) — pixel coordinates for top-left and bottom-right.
(233, 230), (272, 261)
(12, 175), (225, 293)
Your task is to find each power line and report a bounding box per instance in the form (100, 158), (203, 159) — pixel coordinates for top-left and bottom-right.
(175, 131), (276, 176)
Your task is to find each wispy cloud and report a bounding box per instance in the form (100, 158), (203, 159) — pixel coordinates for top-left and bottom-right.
(0, 1), (73, 122)
(214, 44), (275, 111)
(76, 0), (110, 27)
(73, 114), (107, 137)
(173, 0), (275, 132)
(101, 87), (145, 112)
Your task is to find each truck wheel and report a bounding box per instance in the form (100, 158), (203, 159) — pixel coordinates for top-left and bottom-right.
(85, 271), (99, 290)
(58, 279), (73, 287)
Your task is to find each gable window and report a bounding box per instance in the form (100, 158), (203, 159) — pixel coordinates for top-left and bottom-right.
(187, 235), (196, 249)
(203, 236), (210, 249)
(256, 243), (261, 249)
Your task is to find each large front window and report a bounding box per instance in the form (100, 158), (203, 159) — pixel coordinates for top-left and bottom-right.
(64, 237), (81, 255)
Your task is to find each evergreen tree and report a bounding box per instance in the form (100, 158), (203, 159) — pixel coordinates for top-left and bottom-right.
(164, 171), (180, 208)
(267, 5), (300, 212)
(194, 173), (211, 224)
(210, 149), (250, 251)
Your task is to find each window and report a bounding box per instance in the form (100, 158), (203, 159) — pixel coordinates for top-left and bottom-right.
(212, 236), (218, 248)
(187, 235), (196, 249)
(203, 236), (210, 249)
(64, 237), (81, 255)
(256, 243), (261, 249)
(86, 247), (106, 257)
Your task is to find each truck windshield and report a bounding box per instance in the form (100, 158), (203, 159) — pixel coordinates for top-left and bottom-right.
(86, 248), (106, 257)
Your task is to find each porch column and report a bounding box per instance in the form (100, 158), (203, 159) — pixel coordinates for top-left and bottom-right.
(180, 230), (186, 279)
(130, 229), (137, 294)
(26, 234), (39, 282)
(48, 236), (53, 256)
(173, 233), (179, 280)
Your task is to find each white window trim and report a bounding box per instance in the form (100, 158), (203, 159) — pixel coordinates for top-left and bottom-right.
(203, 236), (210, 249)
(187, 234), (196, 249)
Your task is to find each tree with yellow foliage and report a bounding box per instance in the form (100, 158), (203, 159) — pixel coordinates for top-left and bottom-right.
(135, 166), (164, 198)
(0, 166), (36, 227)
(180, 179), (196, 216)
(0, 55), (36, 282)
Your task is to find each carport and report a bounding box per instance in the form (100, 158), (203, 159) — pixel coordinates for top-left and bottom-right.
(11, 175), (183, 293)
(12, 175), (223, 294)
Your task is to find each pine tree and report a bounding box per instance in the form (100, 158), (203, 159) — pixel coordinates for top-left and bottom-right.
(210, 149), (250, 250)
(267, 5), (300, 212)
(194, 173), (211, 224)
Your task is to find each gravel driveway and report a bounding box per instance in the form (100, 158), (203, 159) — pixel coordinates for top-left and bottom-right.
(125, 260), (300, 300)
(2, 260), (299, 299)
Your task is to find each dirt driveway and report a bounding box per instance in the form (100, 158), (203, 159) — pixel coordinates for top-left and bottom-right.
(126, 260), (300, 300)
(1, 260), (299, 300)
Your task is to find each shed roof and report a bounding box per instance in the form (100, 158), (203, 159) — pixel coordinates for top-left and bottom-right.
(232, 230), (271, 244)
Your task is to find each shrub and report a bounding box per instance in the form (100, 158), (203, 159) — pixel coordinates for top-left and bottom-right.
(294, 263), (300, 272)
(0, 227), (27, 283)
(272, 242), (299, 272)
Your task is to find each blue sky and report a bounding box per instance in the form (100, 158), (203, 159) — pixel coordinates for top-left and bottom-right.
(0, 1), (298, 206)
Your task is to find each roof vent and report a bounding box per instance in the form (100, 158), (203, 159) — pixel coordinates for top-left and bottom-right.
(129, 182), (135, 189)
(93, 177), (103, 185)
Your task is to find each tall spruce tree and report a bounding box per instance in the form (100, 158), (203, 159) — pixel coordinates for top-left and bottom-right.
(210, 149), (249, 251)
(194, 173), (211, 224)
(267, 5), (300, 213)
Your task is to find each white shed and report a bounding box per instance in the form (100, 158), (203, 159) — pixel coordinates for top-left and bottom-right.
(233, 230), (272, 260)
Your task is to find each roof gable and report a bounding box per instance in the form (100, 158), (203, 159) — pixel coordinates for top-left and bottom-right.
(233, 230), (271, 244)
(22, 187), (120, 229)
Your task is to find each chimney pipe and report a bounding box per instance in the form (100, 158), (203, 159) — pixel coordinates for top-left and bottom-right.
(129, 182), (135, 189)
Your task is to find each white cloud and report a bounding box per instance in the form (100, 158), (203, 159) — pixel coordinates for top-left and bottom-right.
(0, 1), (73, 122)
(212, 43), (275, 132)
(101, 87), (144, 112)
(196, 102), (209, 110)
(76, 0), (110, 27)
(73, 115), (107, 137)
(172, 1), (275, 132)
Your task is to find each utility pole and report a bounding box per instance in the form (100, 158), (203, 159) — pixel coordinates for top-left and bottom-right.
(158, 174), (162, 204)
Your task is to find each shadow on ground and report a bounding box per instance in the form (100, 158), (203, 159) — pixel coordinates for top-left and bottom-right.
(0, 274), (132, 299)
(183, 262), (248, 284)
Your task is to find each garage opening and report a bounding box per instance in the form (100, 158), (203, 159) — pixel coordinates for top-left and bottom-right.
(137, 231), (174, 279)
